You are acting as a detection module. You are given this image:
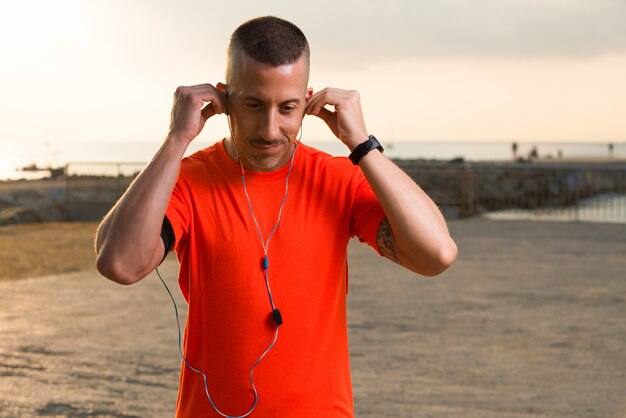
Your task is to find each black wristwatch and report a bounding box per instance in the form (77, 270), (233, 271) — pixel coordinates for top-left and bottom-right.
(348, 135), (384, 165)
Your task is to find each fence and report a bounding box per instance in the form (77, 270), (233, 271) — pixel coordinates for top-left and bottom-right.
(65, 162), (145, 221)
(64, 161), (626, 223)
(395, 160), (626, 223)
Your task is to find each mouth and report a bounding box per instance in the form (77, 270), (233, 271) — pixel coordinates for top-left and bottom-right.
(251, 141), (286, 153)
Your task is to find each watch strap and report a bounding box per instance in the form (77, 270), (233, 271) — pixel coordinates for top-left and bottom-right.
(348, 135), (384, 165)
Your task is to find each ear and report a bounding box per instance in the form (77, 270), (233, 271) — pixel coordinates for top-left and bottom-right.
(306, 87), (313, 99)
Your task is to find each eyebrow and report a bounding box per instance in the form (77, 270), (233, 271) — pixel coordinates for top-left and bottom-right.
(242, 95), (302, 105)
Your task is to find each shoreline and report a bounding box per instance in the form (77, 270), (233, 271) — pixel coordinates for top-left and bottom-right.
(2, 158), (625, 226)
(3, 154), (626, 182)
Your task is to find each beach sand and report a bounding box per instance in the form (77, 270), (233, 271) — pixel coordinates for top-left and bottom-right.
(0, 222), (98, 280)
(0, 219), (625, 417)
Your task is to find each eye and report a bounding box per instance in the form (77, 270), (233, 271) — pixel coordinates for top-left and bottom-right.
(281, 105), (295, 113)
(246, 103), (261, 109)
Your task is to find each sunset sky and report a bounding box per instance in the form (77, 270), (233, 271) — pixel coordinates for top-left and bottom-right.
(1, 0), (625, 145)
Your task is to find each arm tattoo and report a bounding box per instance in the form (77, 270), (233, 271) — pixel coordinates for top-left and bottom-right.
(376, 218), (400, 263)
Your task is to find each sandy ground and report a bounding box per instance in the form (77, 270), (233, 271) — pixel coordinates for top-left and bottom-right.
(0, 219), (625, 417)
(0, 223), (98, 280)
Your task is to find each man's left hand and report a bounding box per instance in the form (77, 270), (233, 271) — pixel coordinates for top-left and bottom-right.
(305, 88), (368, 150)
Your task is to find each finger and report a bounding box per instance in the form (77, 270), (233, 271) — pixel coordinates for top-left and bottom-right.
(305, 92), (332, 116)
(200, 87), (227, 116)
(316, 107), (336, 124)
(216, 89), (228, 115)
(200, 103), (217, 120)
(314, 107), (339, 137)
(179, 84), (228, 115)
(304, 89), (324, 113)
(204, 84), (228, 115)
(305, 88), (346, 115)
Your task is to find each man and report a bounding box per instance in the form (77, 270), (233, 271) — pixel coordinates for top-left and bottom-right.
(96, 16), (457, 417)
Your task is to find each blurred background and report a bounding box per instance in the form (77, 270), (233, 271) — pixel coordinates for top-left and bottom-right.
(1, 0), (625, 225)
(1, 0), (625, 178)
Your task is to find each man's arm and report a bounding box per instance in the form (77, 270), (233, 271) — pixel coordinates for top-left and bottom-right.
(360, 149), (457, 276)
(95, 84), (227, 285)
(305, 88), (457, 276)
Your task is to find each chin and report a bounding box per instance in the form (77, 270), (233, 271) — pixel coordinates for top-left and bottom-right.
(246, 155), (282, 170)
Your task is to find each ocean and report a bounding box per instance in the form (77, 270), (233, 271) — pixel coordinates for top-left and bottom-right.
(1, 139), (624, 180)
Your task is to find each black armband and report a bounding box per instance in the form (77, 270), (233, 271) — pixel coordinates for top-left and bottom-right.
(160, 216), (175, 264)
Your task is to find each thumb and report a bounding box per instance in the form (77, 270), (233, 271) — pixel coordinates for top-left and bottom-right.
(315, 107), (339, 138)
(200, 103), (217, 120)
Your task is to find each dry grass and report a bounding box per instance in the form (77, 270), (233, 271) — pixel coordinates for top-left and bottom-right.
(0, 222), (98, 280)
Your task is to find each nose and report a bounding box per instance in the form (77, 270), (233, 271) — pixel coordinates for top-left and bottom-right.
(259, 109), (281, 141)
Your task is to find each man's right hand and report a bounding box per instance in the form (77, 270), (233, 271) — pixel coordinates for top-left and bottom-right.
(168, 83), (228, 144)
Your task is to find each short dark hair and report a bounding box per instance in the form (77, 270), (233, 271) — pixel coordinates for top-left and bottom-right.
(226, 16), (310, 84)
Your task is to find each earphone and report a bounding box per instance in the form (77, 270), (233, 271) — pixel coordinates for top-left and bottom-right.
(156, 97), (304, 417)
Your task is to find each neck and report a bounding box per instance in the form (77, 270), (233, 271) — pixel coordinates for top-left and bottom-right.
(224, 136), (238, 163)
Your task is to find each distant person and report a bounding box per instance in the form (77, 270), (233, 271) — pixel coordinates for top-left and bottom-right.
(609, 142), (614, 157)
(511, 141), (518, 160)
(529, 146), (539, 160)
(95, 16), (457, 417)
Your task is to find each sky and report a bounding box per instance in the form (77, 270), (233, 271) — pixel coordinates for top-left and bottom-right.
(1, 0), (625, 146)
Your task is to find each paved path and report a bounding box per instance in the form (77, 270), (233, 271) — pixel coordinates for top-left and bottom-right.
(1, 219), (625, 417)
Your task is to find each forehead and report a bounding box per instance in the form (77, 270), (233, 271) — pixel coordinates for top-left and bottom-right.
(230, 54), (309, 100)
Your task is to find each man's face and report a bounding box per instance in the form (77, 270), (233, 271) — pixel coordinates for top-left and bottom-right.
(226, 54), (310, 172)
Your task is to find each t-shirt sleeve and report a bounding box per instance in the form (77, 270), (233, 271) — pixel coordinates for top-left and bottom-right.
(349, 169), (387, 255)
(164, 178), (191, 251)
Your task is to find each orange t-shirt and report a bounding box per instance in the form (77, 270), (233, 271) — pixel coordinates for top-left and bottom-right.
(166, 139), (385, 417)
